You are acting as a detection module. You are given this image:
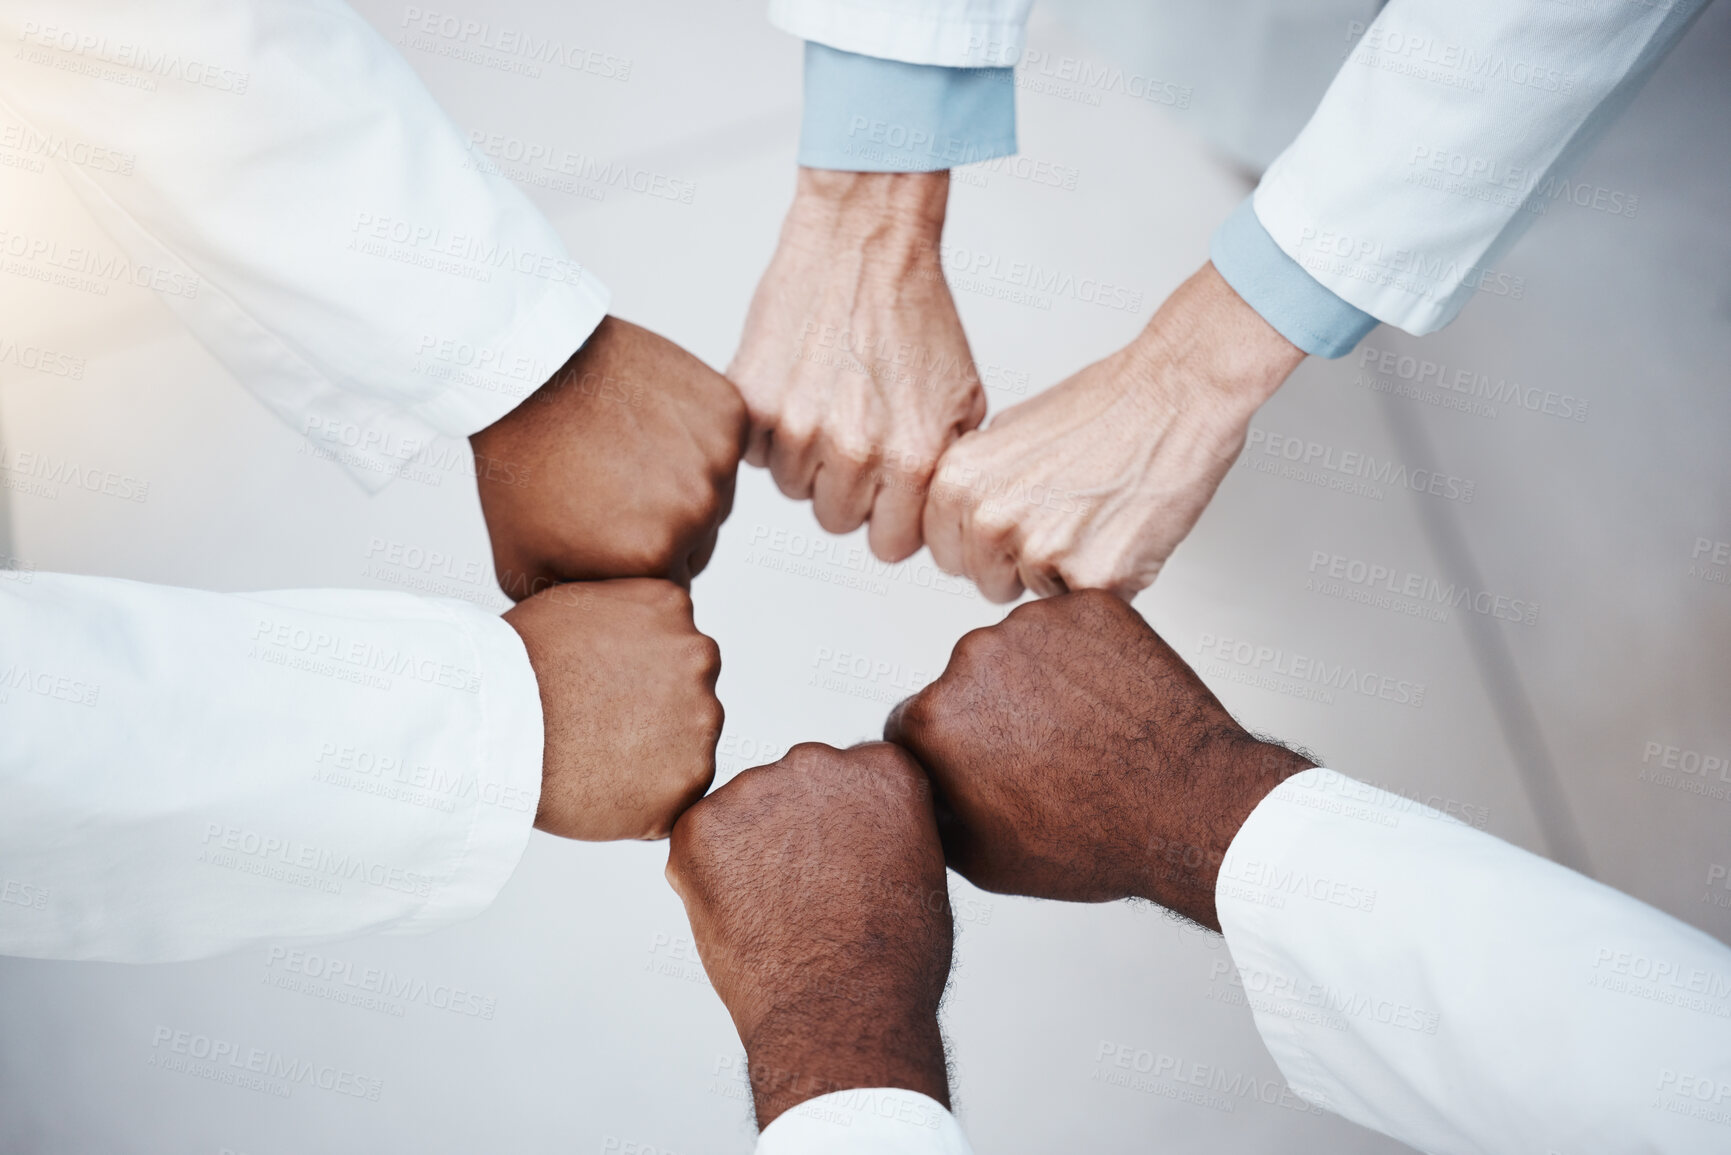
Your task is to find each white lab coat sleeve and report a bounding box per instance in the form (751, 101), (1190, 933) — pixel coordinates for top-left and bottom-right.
(1216, 767), (1731, 1155)
(0, 572), (543, 963)
(768, 0), (1034, 67)
(755, 1089), (972, 1153)
(0, 0), (609, 490)
(1253, 0), (1708, 334)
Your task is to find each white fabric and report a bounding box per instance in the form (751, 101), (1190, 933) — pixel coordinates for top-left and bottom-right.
(755, 1089), (972, 1154)
(777, 0), (1706, 334)
(759, 767), (1731, 1152)
(769, 0), (1034, 66)
(1254, 0), (1707, 333)
(0, 572), (543, 963)
(0, 0), (609, 489)
(1217, 767), (1731, 1155)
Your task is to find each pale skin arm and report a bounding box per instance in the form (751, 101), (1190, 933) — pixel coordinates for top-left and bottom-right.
(924, 262), (1306, 602)
(729, 169), (987, 563)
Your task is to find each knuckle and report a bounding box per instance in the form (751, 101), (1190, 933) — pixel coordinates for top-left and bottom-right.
(651, 763), (714, 839)
(684, 633), (723, 676)
(676, 466), (723, 514)
(780, 741), (839, 772)
(669, 794), (718, 850)
(646, 578), (694, 615)
(971, 505), (1018, 542)
(1060, 557), (1137, 599)
(862, 741), (921, 785)
(696, 695), (725, 751)
(950, 623), (1003, 669)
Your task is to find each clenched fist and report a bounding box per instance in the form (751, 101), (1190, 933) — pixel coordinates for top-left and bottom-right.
(666, 742), (953, 1127)
(730, 169), (987, 562)
(885, 590), (1312, 928)
(923, 263), (1305, 602)
(473, 316), (747, 598)
(504, 579), (722, 841)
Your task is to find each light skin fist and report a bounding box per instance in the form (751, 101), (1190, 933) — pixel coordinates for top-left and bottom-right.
(924, 262), (1306, 602)
(472, 316), (747, 599)
(729, 169), (987, 563)
(885, 590), (1313, 929)
(504, 579), (722, 841)
(666, 742), (953, 1127)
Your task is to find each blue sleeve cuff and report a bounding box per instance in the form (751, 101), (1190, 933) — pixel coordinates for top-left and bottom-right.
(1210, 197), (1378, 359)
(798, 41), (1016, 172)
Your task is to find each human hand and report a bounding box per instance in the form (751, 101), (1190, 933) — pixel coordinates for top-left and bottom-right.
(729, 169), (987, 562)
(665, 742), (952, 1127)
(503, 579), (722, 841)
(923, 262), (1305, 602)
(885, 590), (1312, 929)
(472, 316), (746, 598)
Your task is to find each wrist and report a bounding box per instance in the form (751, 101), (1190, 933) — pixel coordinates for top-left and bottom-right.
(745, 1005), (949, 1128)
(787, 168), (949, 252)
(1125, 262), (1306, 427)
(1138, 737), (1313, 929)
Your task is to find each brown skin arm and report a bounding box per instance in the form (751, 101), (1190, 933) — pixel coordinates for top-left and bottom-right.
(886, 589), (1313, 930)
(666, 742), (953, 1126)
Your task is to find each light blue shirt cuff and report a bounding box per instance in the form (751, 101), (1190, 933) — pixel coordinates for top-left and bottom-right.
(1210, 197), (1378, 359)
(798, 42), (1016, 172)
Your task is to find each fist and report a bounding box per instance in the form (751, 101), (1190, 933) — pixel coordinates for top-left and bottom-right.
(504, 579), (722, 841)
(885, 590), (1311, 927)
(473, 316), (747, 597)
(921, 263), (1304, 602)
(666, 742), (953, 1126)
(729, 170), (986, 563)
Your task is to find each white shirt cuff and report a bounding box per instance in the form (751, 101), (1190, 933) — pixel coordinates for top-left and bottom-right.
(770, 0), (1027, 67)
(389, 602), (542, 935)
(755, 1089), (972, 1154)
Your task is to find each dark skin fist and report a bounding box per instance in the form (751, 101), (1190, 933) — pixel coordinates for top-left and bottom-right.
(885, 590), (1313, 929)
(504, 579), (722, 841)
(666, 742), (953, 1128)
(473, 316), (748, 599)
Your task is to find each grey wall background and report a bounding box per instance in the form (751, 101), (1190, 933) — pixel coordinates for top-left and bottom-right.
(1, 2), (1728, 1152)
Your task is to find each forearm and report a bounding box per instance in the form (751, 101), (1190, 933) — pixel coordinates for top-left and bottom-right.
(0, 574), (541, 962)
(1217, 768), (1731, 1153)
(0, 0), (606, 490)
(1137, 735), (1313, 931)
(746, 1006), (950, 1126)
(1254, 0), (1708, 333)
(786, 169), (950, 251)
(769, 0), (1034, 67)
(1125, 263), (1308, 426)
